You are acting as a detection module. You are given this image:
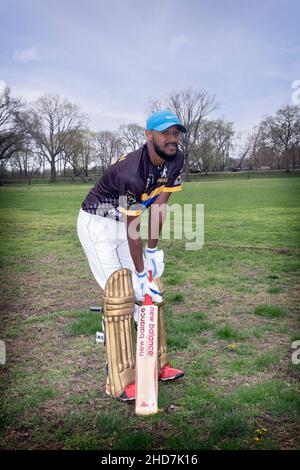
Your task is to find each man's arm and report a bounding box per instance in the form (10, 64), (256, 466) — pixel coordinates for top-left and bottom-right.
(125, 214), (144, 273)
(147, 191), (171, 249)
(125, 191), (171, 271)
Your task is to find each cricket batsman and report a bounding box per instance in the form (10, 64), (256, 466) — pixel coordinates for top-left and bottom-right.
(77, 110), (185, 401)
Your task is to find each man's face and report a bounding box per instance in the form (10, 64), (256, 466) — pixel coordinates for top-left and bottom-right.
(147, 126), (181, 161)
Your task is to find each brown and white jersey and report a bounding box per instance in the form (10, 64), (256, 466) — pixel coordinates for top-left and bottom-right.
(82, 144), (184, 221)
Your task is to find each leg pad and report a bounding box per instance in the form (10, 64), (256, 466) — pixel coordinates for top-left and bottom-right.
(103, 269), (136, 398)
(155, 278), (169, 373)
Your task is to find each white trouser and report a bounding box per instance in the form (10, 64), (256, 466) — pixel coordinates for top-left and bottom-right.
(77, 208), (139, 296)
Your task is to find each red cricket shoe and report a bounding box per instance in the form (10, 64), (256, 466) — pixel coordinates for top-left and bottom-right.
(106, 365), (184, 401)
(118, 382), (136, 402)
(159, 364), (184, 381)
(106, 382), (136, 402)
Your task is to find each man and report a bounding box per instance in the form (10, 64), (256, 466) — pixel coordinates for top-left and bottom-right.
(77, 110), (185, 401)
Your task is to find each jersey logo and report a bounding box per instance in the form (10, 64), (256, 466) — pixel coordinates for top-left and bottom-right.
(173, 175), (181, 186)
(126, 191), (137, 206)
(160, 167), (168, 178)
(145, 174), (155, 191)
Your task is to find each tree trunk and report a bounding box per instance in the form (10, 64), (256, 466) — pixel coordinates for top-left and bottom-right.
(24, 154), (28, 177)
(18, 161), (22, 177)
(50, 158), (56, 182)
(284, 148), (290, 172)
(184, 152), (190, 182)
(63, 160), (67, 177)
(291, 148), (296, 171)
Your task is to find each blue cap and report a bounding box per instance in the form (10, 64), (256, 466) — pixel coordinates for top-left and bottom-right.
(146, 110), (186, 133)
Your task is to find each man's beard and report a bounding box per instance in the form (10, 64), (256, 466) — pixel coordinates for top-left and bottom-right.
(153, 141), (178, 161)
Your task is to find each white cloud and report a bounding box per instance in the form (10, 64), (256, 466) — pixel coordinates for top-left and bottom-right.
(0, 80), (6, 94)
(13, 47), (40, 63)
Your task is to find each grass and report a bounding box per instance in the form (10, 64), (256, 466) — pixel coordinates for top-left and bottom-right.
(0, 173), (300, 450)
(215, 325), (246, 340)
(67, 311), (101, 336)
(254, 304), (289, 318)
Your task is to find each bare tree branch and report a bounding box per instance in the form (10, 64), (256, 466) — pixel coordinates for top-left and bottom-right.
(149, 87), (217, 180)
(118, 123), (145, 152)
(20, 94), (87, 181)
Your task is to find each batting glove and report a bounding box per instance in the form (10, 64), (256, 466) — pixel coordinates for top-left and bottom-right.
(135, 269), (162, 303)
(145, 246), (165, 279)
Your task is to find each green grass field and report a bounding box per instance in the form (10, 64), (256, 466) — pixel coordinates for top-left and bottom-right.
(0, 174), (300, 450)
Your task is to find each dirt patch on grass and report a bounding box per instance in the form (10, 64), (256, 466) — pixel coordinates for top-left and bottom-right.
(1, 255), (102, 320)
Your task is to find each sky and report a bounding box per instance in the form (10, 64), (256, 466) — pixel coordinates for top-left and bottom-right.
(0, 0), (299, 133)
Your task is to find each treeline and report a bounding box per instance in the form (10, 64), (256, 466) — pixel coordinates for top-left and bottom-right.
(0, 86), (299, 183)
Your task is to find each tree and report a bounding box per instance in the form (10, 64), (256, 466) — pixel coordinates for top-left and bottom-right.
(10, 141), (44, 180)
(57, 128), (99, 181)
(0, 87), (24, 164)
(196, 138), (216, 175)
(149, 87), (217, 181)
(94, 131), (124, 174)
(21, 94), (86, 182)
(262, 105), (300, 172)
(188, 118), (234, 174)
(245, 126), (263, 171)
(232, 131), (252, 170)
(118, 123), (145, 152)
(210, 119), (234, 171)
(73, 130), (95, 177)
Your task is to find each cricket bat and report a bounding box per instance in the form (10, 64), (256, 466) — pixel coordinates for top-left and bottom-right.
(135, 272), (158, 415)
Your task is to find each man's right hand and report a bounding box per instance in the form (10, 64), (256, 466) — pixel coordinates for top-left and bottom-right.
(135, 269), (162, 303)
(145, 246), (165, 279)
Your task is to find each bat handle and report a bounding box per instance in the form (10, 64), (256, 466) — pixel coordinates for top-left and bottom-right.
(143, 270), (153, 305)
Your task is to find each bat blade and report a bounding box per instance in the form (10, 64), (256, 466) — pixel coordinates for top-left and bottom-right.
(135, 295), (158, 415)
